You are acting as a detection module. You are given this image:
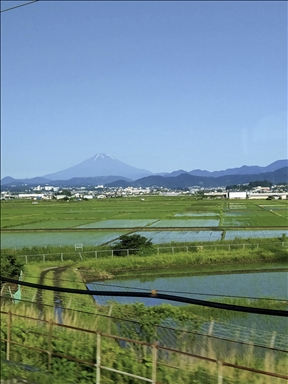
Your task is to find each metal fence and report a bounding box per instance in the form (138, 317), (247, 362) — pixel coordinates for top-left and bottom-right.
(1, 309), (288, 384)
(13, 241), (288, 264)
(1, 293), (287, 353)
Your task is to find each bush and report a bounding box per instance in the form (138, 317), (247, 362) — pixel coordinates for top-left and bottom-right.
(1, 249), (24, 279)
(113, 234), (153, 256)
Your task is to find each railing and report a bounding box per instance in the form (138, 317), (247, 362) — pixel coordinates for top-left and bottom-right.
(1, 310), (288, 384)
(12, 241), (288, 264)
(2, 293), (288, 353)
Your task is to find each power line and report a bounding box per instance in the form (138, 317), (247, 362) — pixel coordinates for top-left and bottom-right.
(87, 281), (288, 302)
(1, 275), (287, 317)
(1, 0), (38, 13)
(23, 274), (288, 302)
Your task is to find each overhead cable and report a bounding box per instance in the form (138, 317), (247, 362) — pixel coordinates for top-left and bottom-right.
(23, 274), (287, 302)
(1, 0), (38, 13)
(1, 276), (287, 317)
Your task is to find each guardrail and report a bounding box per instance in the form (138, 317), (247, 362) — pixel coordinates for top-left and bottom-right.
(1, 310), (287, 384)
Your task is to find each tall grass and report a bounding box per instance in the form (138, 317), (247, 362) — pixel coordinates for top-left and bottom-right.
(1, 301), (287, 384)
(75, 245), (288, 281)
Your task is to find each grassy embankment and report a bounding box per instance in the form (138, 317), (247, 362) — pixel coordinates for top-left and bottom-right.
(76, 239), (288, 279)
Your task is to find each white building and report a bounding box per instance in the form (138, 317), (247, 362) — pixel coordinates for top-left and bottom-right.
(18, 193), (45, 199)
(33, 185), (42, 191)
(83, 195), (93, 199)
(248, 193), (287, 200)
(228, 191), (247, 199)
(56, 195), (68, 200)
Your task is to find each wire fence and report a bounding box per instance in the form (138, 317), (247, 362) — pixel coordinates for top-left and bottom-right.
(12, 241), (288, 264)
(1, 240), (288, 382)
(1, 293), (287, 354)
(1, 307), (288, 384)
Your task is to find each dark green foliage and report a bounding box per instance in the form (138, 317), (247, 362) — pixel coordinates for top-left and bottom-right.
(248, 180), (273, 188)
(113, 234), (153, 256)
(226, 180), (273, 190)
(1, 249), (24, 279)
(112, 303), (200, 345)
(58, 189), (71, 196)
(226, 184), (250, 191)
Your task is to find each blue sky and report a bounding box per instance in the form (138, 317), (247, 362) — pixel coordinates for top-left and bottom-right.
(1, 1), (287, 178)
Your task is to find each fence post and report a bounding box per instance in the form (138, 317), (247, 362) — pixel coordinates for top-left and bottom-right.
(243, 244), (245, 249)
(270, 331), (276, 348)
(25, 255), (28, 264)
(217, 359), (223, 384)
(127, 249), (129, 256)
(6, 310), (12, 360)
(95, 251), (97, 259)
(152, 342), (157, 384)
(112, 250), (114, 258)
(43, 254), (45, 263)
(96, 333), (101, 384)
(48, 320), (53, 371)
(61, 253), (63, 262)
(208, 320), (214, 336)
(108, 305), (113, 335)
(8, 286), (13, 302)
(172, 247), (174, 255)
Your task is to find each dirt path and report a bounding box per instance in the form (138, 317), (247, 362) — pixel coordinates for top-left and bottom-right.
(36, 266), (68, 319)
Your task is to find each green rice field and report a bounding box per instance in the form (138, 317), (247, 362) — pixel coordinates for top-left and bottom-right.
(1, 196), (287, 248)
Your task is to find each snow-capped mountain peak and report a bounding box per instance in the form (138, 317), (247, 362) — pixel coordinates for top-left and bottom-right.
(42, 153), (152, 180)
(93, 153), (115, 161)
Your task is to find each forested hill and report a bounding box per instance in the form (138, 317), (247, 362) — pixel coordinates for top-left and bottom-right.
(106, 167), (288, 188)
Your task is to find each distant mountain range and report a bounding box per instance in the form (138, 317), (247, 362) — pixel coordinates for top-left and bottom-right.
(1, 154), (287, 189)
(121, 166), (288, 189)
(42, 153), (153, 181)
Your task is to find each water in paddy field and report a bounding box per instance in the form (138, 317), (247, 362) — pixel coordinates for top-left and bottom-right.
(1, 228), (288, 248)
(87, 269), (288, 333)
(88, 270), (288, 304)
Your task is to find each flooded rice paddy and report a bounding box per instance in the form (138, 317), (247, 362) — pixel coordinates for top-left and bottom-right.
(87, 268), (288, 334)
(1, 198), (287, 248)
(1, 229), (288, 248)
(88, 269), (288, 306)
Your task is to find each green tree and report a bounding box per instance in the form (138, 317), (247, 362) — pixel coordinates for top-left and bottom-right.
(1, 250), (24, 280)
(248, 180), (272, 188)
(113, 234), (153, 256)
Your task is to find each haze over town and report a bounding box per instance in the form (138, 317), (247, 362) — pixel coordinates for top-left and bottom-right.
(1, 1), (287, 179)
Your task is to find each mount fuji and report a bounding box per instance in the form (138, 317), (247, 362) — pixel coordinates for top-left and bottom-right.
(41, 153), (153, 181)
(1, 155), (287, 188)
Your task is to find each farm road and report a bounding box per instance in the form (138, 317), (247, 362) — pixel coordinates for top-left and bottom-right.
(36, 266), (68, 319)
